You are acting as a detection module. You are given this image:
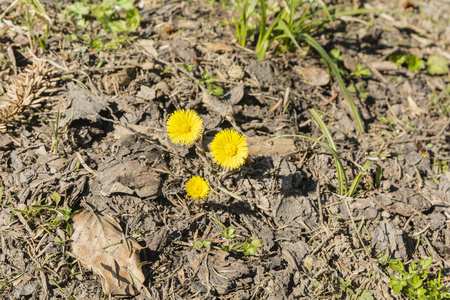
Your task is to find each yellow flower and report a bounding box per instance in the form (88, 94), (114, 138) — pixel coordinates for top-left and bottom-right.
(166, 109), (203, 145)
(210, 129), (248, 170)
(186, 176), (210, 200)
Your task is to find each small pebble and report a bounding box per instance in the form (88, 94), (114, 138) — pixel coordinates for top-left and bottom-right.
(381, 211), (390, 218)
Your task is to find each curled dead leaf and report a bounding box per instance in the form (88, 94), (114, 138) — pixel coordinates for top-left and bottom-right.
(70, 210), (145, 296)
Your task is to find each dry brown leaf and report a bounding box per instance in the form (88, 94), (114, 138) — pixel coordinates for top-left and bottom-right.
(71, 210), (145, 296)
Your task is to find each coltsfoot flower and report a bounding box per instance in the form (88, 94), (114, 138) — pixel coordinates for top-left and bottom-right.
(166, 109), (203, 145)
(186, 176), (210, 200)
(210, 129), (248, 170)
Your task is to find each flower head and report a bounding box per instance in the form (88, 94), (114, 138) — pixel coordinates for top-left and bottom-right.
(186, 176), (210, 200)
(167, 109), (203, 145)
(210, 129), (248, 170)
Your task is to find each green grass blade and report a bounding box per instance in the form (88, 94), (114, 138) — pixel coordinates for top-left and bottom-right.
(301, 33), (365, 133)
(274, 134), (347, 195)
(315, 0), (333, 23)
(256, 0), (267, 51)
(256, 20), (279, 60)
(348, 161), (373, 197)
(246, 0), (258, 20)
(277, 20), (364, 132)
(309, 109), (347, 194)
(306, 8), (400, 31)
(293, 1), (313, 33)
(310, 108), (337, 151)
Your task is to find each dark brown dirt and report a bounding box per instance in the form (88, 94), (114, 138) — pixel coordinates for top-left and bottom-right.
(0, 0), (449, 299)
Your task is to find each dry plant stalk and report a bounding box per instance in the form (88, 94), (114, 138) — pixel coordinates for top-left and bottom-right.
(0, 61), (58, 131)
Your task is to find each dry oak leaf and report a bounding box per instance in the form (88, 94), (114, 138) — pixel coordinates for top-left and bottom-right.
(71, 210), (145, 296)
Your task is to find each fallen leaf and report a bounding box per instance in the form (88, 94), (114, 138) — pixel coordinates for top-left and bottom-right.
(71, 210), (145, 296)
(407, 96), (426, 116)
(137, 39), (158, 58)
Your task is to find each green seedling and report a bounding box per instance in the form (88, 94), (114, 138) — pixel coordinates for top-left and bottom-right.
(347, 83), (368, 99)
(427, 56), (448, 76)
(429, 84), (450, 117)
(335, 277), (374, 299)
(201, 217), (262, 256)
(22, 0), (50, 50)
(48, 206), (78, 235)
(433, 158), (448, 174)
(232, 0), (258, 46)
(221, 225), (235, 239)
(347, 161), (374, 197)
(328, 49), (347, 75)
(1, 190), (77, 236)
(199, 71), (224, 96)
(276, 109), (376, 196)
(181, 63), (195, 72)
(231, 0), (395, 132)
(353, 62), (372, 77)
(389, 258), (450, 299)
(279, 22), (365, 133)
(330, 48), (344, 62)
(194, 240), (212, 249)
(0, 197), (47, 221)
(389, 53), (425, 71)
(66, 0), (140, 49)
(161, 63), (172, 75)
(378, 116), (398, 137)
(242, 239), (262, 255)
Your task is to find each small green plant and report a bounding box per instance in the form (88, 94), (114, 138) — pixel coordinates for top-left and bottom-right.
(0, 197), (46, 221)
(181, 63), (196, 72)
(219, 225), (262, 255)
(232, 0), (258, 46)
(48, 206), (78, 235)
(66, 0), (140, 49)
(353, 62), (372, 77)
(347, 83), (369, 99)
(276, 109), (378, 196)
(389, 53), (425, 71)
(427, 56), (448, 76)
(429, 84), (450, 117)
(199, 71), (224, 97)
(21, 0), (51, 50)
(389, 258), (450, 299)
(330, 48), (344, 62)
(335, 277), (374, 299)
(433, 158), (448, 173)
(195, 218), (262, 255)
(328, 49), (347, 75)
(378, 116), (398, 137)
(1, 191), (78, 236)
(193, 240), (212, 249)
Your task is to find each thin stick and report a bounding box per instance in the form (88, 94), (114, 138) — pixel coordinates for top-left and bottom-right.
(343, 197), (370, 257)
(0, 0), (19, 20)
